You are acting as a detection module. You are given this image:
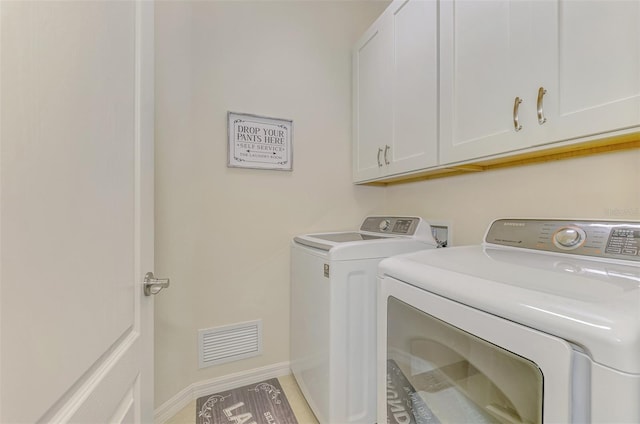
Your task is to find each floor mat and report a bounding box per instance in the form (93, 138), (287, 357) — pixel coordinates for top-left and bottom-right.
(387, 359), (440, 424)
(196, 378), (299, 424)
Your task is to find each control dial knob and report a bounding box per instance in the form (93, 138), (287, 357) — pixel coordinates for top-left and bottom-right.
(379, 219), (391, 232)
(553, 226), (586, 250)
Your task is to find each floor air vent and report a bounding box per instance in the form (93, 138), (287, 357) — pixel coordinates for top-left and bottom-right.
(198, 319), (262, 368)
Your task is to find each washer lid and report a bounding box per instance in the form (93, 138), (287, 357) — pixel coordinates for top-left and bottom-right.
(380, 246), (640, 373)
(293, 232), (436, 260)
(294, 232), (386, 250)
(293, 216), (445, 259)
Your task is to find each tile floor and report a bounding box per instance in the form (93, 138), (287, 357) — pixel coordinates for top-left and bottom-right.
(164, 374), (319, 424)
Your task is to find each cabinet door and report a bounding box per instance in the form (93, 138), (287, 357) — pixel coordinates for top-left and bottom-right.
(439, 1), (553, 164)
(539, 0), (640, 144)
(353, 12), (392, 183)
(386, 0), (439, 175)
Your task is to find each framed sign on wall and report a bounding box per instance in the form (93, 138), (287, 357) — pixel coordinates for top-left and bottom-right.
(227, 112), (293, 171)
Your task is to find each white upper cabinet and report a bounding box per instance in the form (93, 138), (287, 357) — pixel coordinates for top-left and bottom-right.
(439, 0), (556, 163)
(353, 0), (438, 183)
(440, 0), (640, 164)
(353, 11), (393, 182)
(354, 0), (640, 182)
(543, 0), (640, 144)
(387, 0), (439, 176)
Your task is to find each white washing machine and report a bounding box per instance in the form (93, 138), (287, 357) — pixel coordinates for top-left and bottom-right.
(291, 216), (449, 424)
(378, 218), (640, 424)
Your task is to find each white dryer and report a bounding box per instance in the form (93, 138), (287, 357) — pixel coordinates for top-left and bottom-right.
(291, 216), (448, 424)
(378, 218), (640, 424)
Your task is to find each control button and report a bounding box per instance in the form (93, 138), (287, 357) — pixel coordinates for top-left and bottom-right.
(379, 219), (391, 232)
(553, 227), (585, 250)
(606, 248), (622, 254)
(557, 229), (580, 246)
(622, 248), (638, 256)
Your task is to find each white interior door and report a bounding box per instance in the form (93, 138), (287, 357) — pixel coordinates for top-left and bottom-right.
(0, 1), (154, 422)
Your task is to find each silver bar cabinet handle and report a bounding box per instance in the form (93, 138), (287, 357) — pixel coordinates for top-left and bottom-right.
(377, 147), (383, 167)
(537, 87), (547, 125)
(144, 272), (170, 296)
(384, 145), (390, 165)
(513, 97), (523, 132)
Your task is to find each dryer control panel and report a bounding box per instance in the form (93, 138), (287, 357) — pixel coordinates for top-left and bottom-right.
(485, 219), (640, 261)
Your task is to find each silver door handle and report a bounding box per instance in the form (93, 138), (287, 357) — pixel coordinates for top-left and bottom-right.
(384, 145), (390, 165)
(536, 87), (547, 125)
(513, 96), (523, 132)
(144, 272), (170, 296)
(377, 147), (383, 167)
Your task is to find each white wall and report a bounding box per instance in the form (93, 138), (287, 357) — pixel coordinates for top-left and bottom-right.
(154, 0), (388, 407)
(384, 150), (640, 246)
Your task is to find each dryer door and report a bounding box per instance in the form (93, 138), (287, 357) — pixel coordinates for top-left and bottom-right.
(378, 276), (576, 424)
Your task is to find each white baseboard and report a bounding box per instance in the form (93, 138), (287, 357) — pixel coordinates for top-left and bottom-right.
(154, 361), (291, 424)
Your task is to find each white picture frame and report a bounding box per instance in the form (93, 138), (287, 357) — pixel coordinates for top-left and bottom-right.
(227, 112), (293, 171)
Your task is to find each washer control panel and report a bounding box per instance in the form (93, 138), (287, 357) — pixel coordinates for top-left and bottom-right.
(360, 216), (420, 235)
(485, 219), (640, 261)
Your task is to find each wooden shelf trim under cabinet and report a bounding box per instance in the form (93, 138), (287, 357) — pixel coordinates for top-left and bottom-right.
(362, 132), (640, 186)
